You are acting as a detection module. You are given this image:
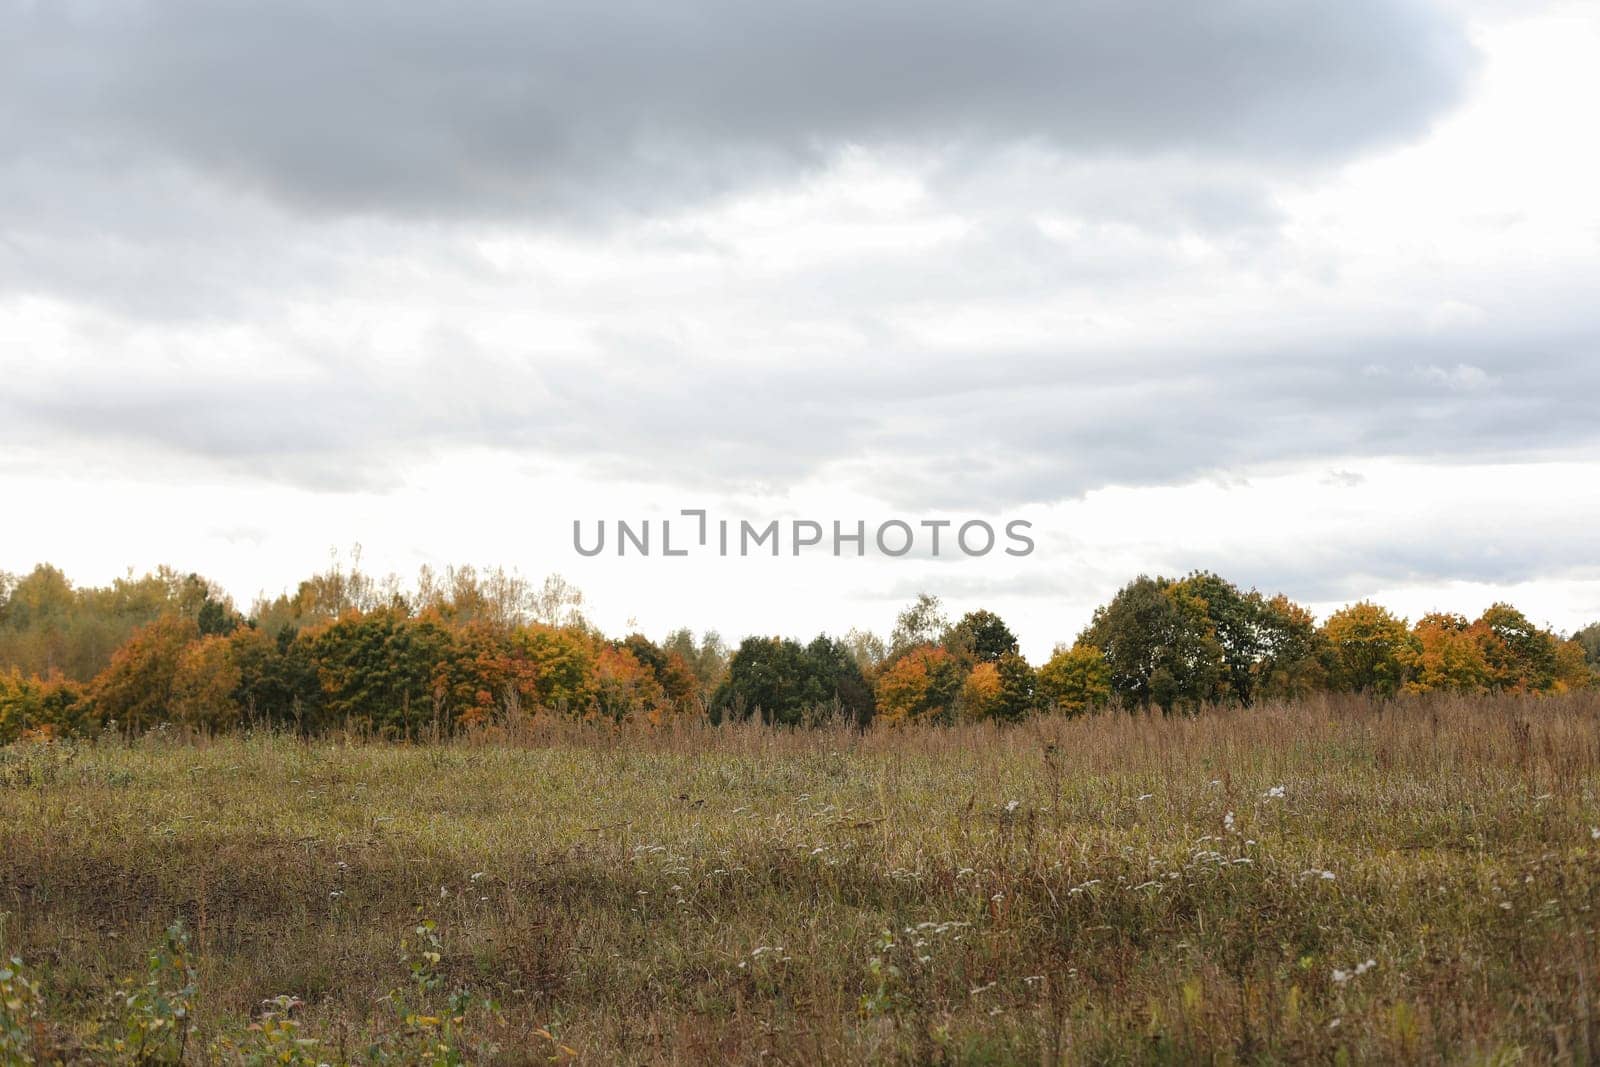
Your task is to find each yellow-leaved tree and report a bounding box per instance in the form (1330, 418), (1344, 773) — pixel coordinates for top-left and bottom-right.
(1401, 613), (1491, 694)
(1320, 602), (1414, 696)
(1036, 643), (1112, 715)
(959, 661), (1003, 721)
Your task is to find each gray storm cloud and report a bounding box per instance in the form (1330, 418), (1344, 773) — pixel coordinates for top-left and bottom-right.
(2, 0), (1473, 219)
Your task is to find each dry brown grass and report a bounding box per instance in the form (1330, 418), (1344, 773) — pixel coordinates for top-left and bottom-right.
(4, 691), (1600, 1064)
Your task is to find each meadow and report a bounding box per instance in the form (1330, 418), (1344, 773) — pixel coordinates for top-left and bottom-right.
(4, 693), (1600, 1064)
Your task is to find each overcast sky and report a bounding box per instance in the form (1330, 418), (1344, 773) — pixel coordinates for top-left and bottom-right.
(4, 0), (1598, 657)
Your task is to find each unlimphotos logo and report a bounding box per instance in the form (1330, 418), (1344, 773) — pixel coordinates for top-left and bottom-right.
(573, 510), (1034, 558)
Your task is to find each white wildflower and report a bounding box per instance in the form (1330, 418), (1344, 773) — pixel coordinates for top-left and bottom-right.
(1333, 958), (1376, 984)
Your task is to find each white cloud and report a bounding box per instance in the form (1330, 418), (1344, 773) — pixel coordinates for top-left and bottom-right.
(3, 1), (1599, 653)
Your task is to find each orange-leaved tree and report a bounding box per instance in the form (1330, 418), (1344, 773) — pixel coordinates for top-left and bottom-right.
(875, 645), (963, 726)
(89, 614), (201, 732)
(170, 634), (243, 731)
(0, 668), (90, 743)
(1401, 613), (1491, 695)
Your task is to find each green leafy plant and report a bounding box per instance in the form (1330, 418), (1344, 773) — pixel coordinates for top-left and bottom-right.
(859, 928), (908, 1020)
(368, 919), (496, 1066)
(93, 922), (198, 1065)
(210, 995), (324, 1066)
(1, 954), (47, 1063)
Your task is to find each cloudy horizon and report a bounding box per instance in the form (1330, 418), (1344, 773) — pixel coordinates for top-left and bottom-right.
(4, 0), (1599, 658)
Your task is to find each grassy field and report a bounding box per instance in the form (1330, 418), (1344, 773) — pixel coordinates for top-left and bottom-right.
(4, 694), (1600, 1064)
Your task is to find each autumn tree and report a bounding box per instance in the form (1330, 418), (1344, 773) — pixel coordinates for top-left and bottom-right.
(1253, 594), (1326, 700)
(413, 564), (560, 632)
(0, 564), (74, 678)
(947, 609), (1019, 664)
(0, 669), (91, 743)
(304, 609), (460, 737)
(1160, 573), (1323, 706)
(1401, 613), (1491, 694)
(592, 644), (668, 722)
(1167, 572), (1265, 705)
(842, 628), (887, 674)
(991, 652), (1037, 721)
(503, 624), (598, 713)
(921, 643), (1030, 726)
(1474, 603), (1559, 693)
(662, 628), (729, 692)
(250, 549), (392, 636)
(0, 564), (236, 682)
(435, 619), (512, 727)
(1079, 576), (1225, 712)
(1320, 602), (1414, 696)
(530, 573), (586, 628)
(959, 661), (1002, 720)
(1575, 623), (1600, 667)
(615, 634), (701, 711)
(170, 634), (242, 730)
(874, 645), (964, 725)
(889, 594), (949, 656)
(1554, 639), (1596, 692)
(1036, 643), (1112, 715)
(88, 614), (201, 731)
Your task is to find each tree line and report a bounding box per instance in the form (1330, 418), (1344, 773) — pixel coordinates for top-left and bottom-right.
(1, 560), (1596, 742)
